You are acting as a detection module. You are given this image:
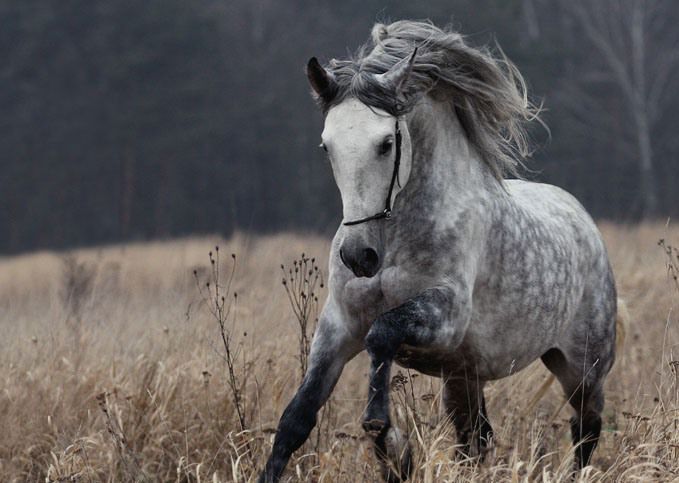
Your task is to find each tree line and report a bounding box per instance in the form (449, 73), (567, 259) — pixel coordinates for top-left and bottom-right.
(0, 0), (677, 254)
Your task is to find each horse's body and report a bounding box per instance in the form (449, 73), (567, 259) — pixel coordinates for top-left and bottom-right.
(259, 21), (617, 482)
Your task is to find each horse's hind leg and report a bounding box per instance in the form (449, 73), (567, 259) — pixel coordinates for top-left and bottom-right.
(443, 377), (493, 459)
(541, 341), (613, 469)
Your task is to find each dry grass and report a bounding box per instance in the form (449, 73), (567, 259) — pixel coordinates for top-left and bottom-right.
(0, 223), (677, 482)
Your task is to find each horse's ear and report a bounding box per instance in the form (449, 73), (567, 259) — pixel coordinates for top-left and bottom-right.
(375, 47), (418, 96)
(306, 57), (337, 103)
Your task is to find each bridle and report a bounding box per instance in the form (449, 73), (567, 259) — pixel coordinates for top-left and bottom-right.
(343, 117), (403, 226)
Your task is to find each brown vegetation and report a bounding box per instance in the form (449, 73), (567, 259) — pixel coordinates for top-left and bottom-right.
(0, 223), (677, 482)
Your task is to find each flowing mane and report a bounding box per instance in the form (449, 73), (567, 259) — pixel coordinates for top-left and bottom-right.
(316, 20), (540, 179)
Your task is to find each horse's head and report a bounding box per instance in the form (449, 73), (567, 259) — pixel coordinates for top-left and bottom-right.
(306, 56), (416, 278)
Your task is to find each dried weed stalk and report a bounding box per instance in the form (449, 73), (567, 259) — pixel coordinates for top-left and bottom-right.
(280, 253), (327, 476)
(60, 255), (97, 321)
(280, 253), (324, 379)
(96, 392), (148, 482)
(194, 247), (247, 432)
(59, 255), (97, 369)
(658, 237), (679, 293)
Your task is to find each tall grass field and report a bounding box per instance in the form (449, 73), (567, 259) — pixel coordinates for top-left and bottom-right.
(1, 223), (677, 482)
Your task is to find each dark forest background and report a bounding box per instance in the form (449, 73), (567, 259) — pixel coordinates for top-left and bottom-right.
(1, 0), (678, 254)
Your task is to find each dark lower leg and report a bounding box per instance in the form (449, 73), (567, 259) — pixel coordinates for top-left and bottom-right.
(540, 347), (607, 470)
(362, 357), (413, 482)
(260, 373), (328, 482)
(454, 402), (493, 458)
(363, 357), (393, 434)
(444, 380), (493, 458)
(362, 318), (408, 480)
(259, 348), (353, 483)
(570, 411), (602, 468)
(478, 397), (494, 450)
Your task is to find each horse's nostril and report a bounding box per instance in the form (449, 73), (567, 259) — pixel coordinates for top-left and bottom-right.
(362, 248), (379, 270)
(339, 245), (380, 277)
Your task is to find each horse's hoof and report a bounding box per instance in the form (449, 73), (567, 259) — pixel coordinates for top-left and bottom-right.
(363, 417), (388, 435)
(378, 427), (412, 483)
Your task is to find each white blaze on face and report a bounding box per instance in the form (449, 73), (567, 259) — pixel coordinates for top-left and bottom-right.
(321, 98), (412, 223)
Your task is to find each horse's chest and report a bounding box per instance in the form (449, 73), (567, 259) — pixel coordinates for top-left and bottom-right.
(341, 266), (432, 324)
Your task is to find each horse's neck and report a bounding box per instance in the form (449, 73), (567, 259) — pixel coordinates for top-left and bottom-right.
(400, 99), (499, 216)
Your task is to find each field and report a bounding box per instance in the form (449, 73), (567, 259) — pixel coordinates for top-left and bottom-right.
(1, 223), (678, 482)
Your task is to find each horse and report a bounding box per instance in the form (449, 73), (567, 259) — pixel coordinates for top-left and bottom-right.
(259, 20), (620, 482)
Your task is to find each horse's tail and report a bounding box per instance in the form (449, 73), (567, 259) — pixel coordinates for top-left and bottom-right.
(523, 297), (629, 416)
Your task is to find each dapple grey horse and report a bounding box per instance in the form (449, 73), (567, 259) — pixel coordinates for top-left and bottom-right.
(259, 20), (619, 482)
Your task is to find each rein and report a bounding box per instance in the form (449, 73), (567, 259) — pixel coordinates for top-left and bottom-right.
(343, 118), (403, 226)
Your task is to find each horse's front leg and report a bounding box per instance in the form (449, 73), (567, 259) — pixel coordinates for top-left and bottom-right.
(259, 300), (361, 483)
(363, 286), (470, 480)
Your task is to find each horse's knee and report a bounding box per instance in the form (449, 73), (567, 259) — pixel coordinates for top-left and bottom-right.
(365, 319), (401, 359)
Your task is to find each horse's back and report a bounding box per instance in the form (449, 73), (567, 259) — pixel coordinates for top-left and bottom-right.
(505, 180), (597, 233)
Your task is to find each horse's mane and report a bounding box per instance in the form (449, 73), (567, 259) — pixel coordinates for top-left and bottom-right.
(319, 20), (541, 179)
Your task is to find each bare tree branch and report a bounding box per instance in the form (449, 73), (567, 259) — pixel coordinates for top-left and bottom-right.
(562, 0), (678, 216)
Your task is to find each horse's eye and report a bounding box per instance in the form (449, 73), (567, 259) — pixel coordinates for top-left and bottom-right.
(378, 139), (393, 156)
(319, 143), (328, 152)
